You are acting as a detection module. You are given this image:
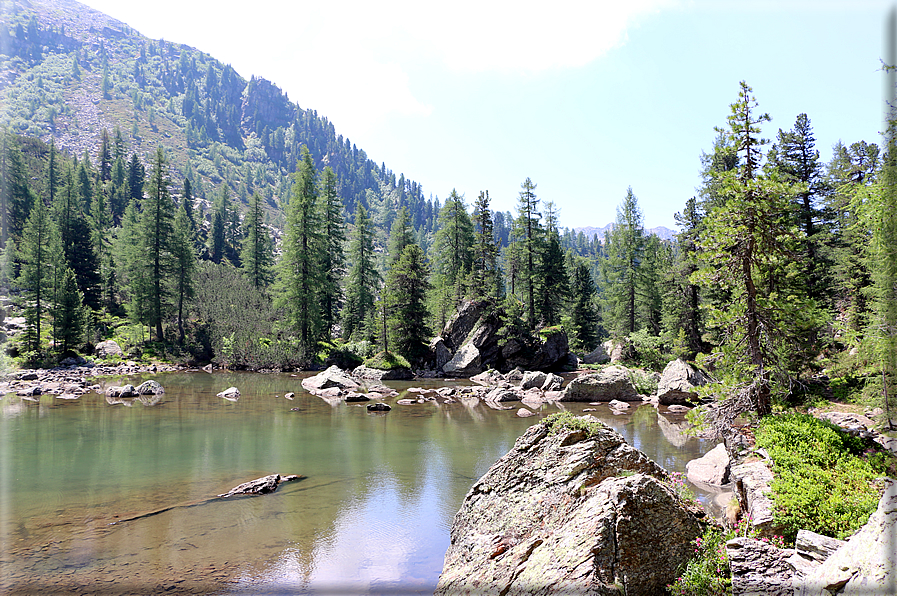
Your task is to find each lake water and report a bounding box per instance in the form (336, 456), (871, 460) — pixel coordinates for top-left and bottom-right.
(0, 371), (716, 595)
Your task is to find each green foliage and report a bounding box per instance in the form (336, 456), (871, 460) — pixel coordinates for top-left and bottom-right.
(543, 411), (604, 437)
(342, 203), (379, 342)
(667, 520), (784, 596)
(626, 328), (671, 371)
(364, 350), (410, 371)
(384, 243), (430, 364)
(628, 368), (659, 396)
(754, 413), (891, 541)
(601, 187), (647, 336)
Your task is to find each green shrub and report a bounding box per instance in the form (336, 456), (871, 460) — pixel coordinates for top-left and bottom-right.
(754, 413), (891, 541)
(629, 369), (659, 396)
(543, 411), (604, 437)
(364, 351), (410, 371)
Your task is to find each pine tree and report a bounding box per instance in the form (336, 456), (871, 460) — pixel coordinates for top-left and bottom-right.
(134, 147), (175, 342)
(568, 260), (599, 352)
(342, 202), (379, 341)
(52, 267), (85, 354)
(170, 203), (195, 343)
(385, 243), (430, 363)
(431, 189), (474, 327)
(319, 166), (345, 335)
(472, 190), (501, 299)
(536, 219), (568, 327)
(600, 187), (646, 336)
(387, 205), (414, 267)
(275, 146), (323, 359)
(511, 177), (542, 328)
(693, 81), (817, 418)
(240, 191), (273, 289)
(55, 166), (101, 310)
(17, 198), (55, 353)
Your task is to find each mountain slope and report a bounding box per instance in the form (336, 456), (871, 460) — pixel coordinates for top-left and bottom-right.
(0, 0), (433, 229)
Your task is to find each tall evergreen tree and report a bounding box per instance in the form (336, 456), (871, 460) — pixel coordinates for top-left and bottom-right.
(431, 190), (474, 327)
(472, 190), (501, 299)
(134, 147), (175, 342)
(511, 177), (541, 328)
(568, 259), (599, 352)
(600, 187), (646, 336)
(536, 215), (568, 327)
(385, 243), (430, 363)
(240, 191), (273, 289)
(342, 203), (379, 341)
(694, 81), (816, 418)
(319, 166), (346, 336)
(17, 197), (55, 353)
(52, 267), (85, 354)
(170, 203), (196, 343)
(275, 146), (323, 359)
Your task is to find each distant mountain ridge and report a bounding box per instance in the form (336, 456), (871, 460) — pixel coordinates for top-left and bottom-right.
(573, 224), (676, 242)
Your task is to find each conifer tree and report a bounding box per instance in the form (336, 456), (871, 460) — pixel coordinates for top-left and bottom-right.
(536, 216), (568, 327)
(52, 267), (85, 354)
(601, 187), (646, 336)
(134, 147), (175, 342)
(319, 166), (346, 335)
(511, 178), (541, 328)
(387, 205), (414, 267)
(694, 81), (817, 418)
(568, 260), (599, 351)
(170, 203), (195, 343)
(385, 243), (430, 363)
(472, 190), (501, 299)
(17, 197), (55, 353)
(431, 190), (474, 327)
(240, 191), (273, 289)
(342, 203), (379, 341)
(275, 146), (323, 358)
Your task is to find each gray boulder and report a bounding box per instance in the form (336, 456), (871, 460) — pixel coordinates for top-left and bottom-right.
(95, 340), (123, 358)
(106, 384), (138, 398)
(541, 372), (564, 391)
(560, 366), (640, 402)
(443, 343), (483, 377)
(217, 386), (241, 400)
(352, 364), (413, 381)
(726, 537), (796, 596)
(686, 443), (730, 485)
(484, 387), (522, 403)
(301, 365), (360, 392)
(657, 359), (709, 405)
(519, 370), (547, 390)
(430, 337), (452, 371)
(135, 380), (165, 395)
(442, 300), (487, 352)
(730, 461), (777, 535)
(582, 343), (610, 365)
(470, 369), (506, 386)
(435, 416), (704, 596)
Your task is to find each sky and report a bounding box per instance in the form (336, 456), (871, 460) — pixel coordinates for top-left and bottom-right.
(77, 0), (894, 230)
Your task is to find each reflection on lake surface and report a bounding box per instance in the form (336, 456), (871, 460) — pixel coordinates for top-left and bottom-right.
(0, 371), (715, 594)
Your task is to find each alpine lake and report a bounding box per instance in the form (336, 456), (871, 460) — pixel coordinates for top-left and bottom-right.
(0, 370), (720, 595)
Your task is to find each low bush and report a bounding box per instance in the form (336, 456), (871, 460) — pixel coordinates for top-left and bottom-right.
(364, 351), (410, 371)
(543, 411), (604, 437)
(754, 413), (892, 541)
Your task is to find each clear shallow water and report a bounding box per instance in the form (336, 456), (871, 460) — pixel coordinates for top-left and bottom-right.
(0, 371), (715, 594)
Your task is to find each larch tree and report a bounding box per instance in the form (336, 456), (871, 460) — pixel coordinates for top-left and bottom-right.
(170, 202), (196, 343)
(693, 81), (816, 419)
(535, 202), (568, 327)
(275, 146), (323, 360)
(472, 190), (501, 300)
(342, 202), (379, 341)
(240, 191), (274, 290)
(17, 197), (55, 353)
(601, 187), (646, 337)
(319, 166), (346, 336)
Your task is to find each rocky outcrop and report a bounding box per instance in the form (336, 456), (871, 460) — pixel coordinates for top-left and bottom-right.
(729, 461), (777, 535)
(686, 443), (730, 485)
(435, 416), (704, 596)
(726, 537), (796, 596)
(301, 365), (360, 392)
(581, 343), (610, 365)
(431, 300), (571, 375)
(794, 480), (896, 595)
(443, 343), (483, 377)
(657, 359), (709, 405)
(560, 366), (640, 402)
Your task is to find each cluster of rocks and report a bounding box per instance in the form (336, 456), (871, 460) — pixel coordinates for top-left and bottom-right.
(435, 415), (705, 595)
(300, 365), (401, 405)
(426, 300), (574, 377)
(0, 340), (181, 400)
(810, 407), (897, 456)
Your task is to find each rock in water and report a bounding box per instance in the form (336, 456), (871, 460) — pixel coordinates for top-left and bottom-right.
(435, 416), (704, 596)
(217, 386), (241, 400)
(136, 380), (165, 395)
(219, 474), (281, 497)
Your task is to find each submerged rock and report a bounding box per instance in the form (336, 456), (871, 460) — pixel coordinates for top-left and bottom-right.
(218, 473), (303, 497)
(301, 365), (359, 393)
(435, 416), (704, 595)
(217, 386), (240, 400)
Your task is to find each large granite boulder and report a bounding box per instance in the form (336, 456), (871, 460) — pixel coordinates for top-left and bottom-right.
(560, 366), (640, 402)
(135, 380), (165, 395)
(301, 365), (360, 392)
(657, 359), (709, 405)
(726, 537), (796, 596)
(519, 370), (547, 390)
(352, 364), (413, 381)
(442, 300), (488, 352)
(686, 442), (730, 485)
(443, 343), (483, 377)
(95, 340), (123, 358)
(430, 337), (452, 371)
(435, 416), (704, 595)
(582, 343), (610, 365)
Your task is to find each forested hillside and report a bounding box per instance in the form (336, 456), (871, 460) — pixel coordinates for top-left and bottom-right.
(0, 0), (894, 427)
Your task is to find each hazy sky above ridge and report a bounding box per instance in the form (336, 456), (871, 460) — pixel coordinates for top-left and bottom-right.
(79, 0), (893, 230)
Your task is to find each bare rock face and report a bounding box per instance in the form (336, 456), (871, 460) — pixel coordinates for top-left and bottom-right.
(435, 417), (704, 596)
(582, 343), (610, 365)
(443, 343), (483, 377)
(95, 339), (123, 358)
(730, 461), (777, 535)
(657, 359), (709, 405)
(686, 442), (730, 485)
(560, 366), (640, 402)
(430, 337), (453, 371)
(726, 537), (796, 596)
